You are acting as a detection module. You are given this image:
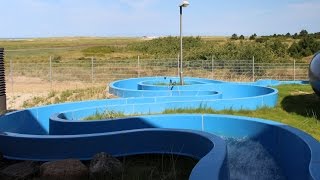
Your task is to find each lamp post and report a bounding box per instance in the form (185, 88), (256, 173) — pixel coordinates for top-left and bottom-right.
(179, 0), (189, 85)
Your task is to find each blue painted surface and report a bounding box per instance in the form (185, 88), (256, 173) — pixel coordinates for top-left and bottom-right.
(0, 77), (319, 180)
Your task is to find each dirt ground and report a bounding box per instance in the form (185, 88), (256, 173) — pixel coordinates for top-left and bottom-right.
(6, 76), (107, 110)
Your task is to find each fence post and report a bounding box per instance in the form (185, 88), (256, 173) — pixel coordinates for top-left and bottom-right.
(293, 60), (296, 81)
(91, 56), (94, 84)
(49, 56), (52, 90)
(211, 56), (214, 79)
(202, 60), (204, 70)
(137, 56), (140, 77)
(252, 56), (255, 82)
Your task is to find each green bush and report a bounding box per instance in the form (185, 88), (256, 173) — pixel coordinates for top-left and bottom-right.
(128, 36), (202, 58)
(288, 36), (320, 58)
(82, 46), (122, 57)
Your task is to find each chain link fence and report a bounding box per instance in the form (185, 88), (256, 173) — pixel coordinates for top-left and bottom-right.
(4, 56), (309, 109)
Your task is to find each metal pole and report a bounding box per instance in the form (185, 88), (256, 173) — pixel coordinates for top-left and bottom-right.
(293, 60), (296, 81)
(138, 56), (140, 77)
(91, 56), (94, 84)
(252, 56), (255, 82)
(10, 59), (13, 96)
(211, 56), (214, 79)
(49, 56), (52, 90)
(177, 54), (180, 77)
(179, 6), (184, 85)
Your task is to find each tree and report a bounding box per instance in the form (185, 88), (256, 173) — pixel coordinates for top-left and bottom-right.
(231, 33), (238, 40)
(267, 39), (288, 58)
(288, 42), (300, 58)
(255, 37), (269, 43)
(299, 29), (308, 37)
(288, 36), (320, 58)
(299, 36), (320, 54)
(249, 33), (257, 40)
(239, 35), (245, 40)
(285, 32), (291, 37)
(293, 33), (299, 39)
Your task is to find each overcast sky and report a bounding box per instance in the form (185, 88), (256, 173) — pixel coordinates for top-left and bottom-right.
(1, 0), (319, 38)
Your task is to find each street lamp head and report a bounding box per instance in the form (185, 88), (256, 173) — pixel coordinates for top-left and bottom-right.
(180, 0), (190, 7)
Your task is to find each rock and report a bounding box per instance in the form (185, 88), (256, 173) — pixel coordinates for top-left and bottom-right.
(0, 161), (39, 180)
(89, 152), (123, 180)
(40, 159), (88, 180)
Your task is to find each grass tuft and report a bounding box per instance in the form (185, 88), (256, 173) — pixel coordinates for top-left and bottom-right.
(22, 86), (108, 108)
(84, 110), (126, 120)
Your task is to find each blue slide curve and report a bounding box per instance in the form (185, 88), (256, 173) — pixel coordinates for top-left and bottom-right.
(0, 77), (319, 180)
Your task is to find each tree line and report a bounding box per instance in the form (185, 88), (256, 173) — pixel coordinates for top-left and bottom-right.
(229, 29), (320, 58)
(230, 30), (320, 40)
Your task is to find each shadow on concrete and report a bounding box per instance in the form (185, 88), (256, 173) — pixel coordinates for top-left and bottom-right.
(281, 93), (320, 120)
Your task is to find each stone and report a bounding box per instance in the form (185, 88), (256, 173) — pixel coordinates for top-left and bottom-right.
(40, 159), (88, 180)
(89, 152), (123, 180)
(0, 161), (39, 180)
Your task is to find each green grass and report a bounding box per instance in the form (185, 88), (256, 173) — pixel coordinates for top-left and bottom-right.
(1, 37), (143, 61)
(84, 110), (126, 120)
(164, 84), (320, 141)
(83, 110), (152, 121)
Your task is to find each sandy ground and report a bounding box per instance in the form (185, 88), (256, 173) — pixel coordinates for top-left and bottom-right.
(6, 76), (107, 110)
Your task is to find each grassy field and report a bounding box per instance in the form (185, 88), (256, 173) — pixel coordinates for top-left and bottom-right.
(2, 36), (312, 62)
(0, 37), (143, 61)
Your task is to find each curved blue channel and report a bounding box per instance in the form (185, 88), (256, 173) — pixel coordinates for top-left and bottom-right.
(0, 77), (319, 180)
(109, 77), (279, 111)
